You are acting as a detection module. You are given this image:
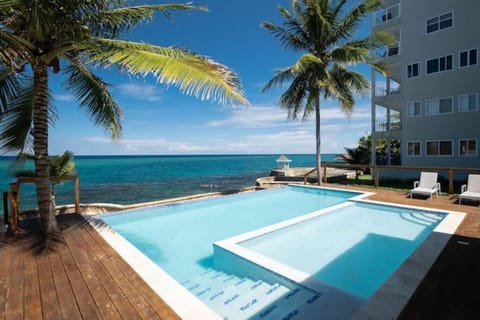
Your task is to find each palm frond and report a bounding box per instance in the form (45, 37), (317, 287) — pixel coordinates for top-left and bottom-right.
(0, 83), (34, 153)
(328, 44), (370, 64)
(279, 76), (309, 119)
(63, 60), (123, 139)
(0, 67), (22, 114)
(260, 20), (309, 52)
(49, 150), (75, 177)
(293, 53), (323, 74)
(88, 4), (208, 38)
(262, 66), (295, 92)
(89, 38), (248, 106)
(0, 0), (20, 11)
(329, 0), (381, 43)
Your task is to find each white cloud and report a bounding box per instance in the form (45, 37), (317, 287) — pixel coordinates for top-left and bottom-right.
(83, 136), (209, 153)
(204, 103), (371, 129)
(117, 83), (163, 101)
(53, 94), (74, 102)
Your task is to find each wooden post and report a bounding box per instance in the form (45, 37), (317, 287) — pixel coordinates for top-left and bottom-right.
(8, 182), (19, 235)
(3, 192), (8, 225)
(375, 166), (379, 188)
(448, 169), (454, 195)
(323, 166), (327, 183)
(74, 176), (80, 214)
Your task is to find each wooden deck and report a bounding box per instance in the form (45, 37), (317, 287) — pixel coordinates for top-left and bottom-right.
(0, 215), (180, 320)
(1, 185), (480, 319)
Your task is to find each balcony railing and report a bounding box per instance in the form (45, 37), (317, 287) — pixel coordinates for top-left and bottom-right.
(375, 86), (401, 97)
(374, 3), (400, 25)
(376, 120), (402, 132)
(375, 43), (400, 59)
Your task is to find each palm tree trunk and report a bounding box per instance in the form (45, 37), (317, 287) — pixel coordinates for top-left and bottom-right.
(33, 63), (58, 234)
(315, 97), (321, 185)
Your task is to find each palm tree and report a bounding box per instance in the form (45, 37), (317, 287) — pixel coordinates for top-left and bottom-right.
(0, 1), (248, 235)
(262, 0), (391, 184)
(14, 151), (76, 212)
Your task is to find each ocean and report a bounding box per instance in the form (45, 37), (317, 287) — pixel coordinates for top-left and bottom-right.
(0, 154), (341, 214)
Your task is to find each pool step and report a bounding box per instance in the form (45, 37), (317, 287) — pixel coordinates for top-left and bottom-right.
(183, 269), (323, 320)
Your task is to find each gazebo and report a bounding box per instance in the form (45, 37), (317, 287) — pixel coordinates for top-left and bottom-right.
(276, 154), (292, 169)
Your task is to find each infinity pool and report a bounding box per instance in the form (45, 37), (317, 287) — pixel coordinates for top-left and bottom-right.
(100, 185), (359, 281)
(96, 186), (460, 319)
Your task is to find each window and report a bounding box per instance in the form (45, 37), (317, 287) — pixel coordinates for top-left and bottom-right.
(426, 12), (453, 34)
(426, 55), (453, 74)
(407, 142), (421, 156)
(459, 49), (477, 67)
(459, 139), (477, 156)
(459, 94), (478, 112)
(407, 101), (421, 117)
(407, 63), (420, 78)
(426, 141), (453, 156)
(425, 97), (453, 115)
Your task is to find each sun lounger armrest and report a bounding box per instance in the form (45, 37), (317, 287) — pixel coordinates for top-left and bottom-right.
(413, 181), (419, 188)
(461, 184), (467, 193)
(436, 182), (441, 194)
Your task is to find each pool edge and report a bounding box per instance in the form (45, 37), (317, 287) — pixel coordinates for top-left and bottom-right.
(82, 214), (222, 320)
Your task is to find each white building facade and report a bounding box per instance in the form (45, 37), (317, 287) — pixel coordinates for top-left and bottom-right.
(371, 0), (480, 176)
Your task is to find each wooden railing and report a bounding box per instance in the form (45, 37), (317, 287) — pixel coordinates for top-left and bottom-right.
(6, 175), (80, 235)
(303, 163), (480, 194)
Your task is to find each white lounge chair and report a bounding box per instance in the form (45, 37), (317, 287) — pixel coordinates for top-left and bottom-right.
(410, 172), (441, 200)
(459, 174), (480, 205)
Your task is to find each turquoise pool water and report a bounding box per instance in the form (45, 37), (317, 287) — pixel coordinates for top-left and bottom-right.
(100, 186), (358, 281)
(240, 202), (446, 299)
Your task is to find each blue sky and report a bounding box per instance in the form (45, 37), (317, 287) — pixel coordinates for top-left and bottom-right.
(48, 0), (373, 155)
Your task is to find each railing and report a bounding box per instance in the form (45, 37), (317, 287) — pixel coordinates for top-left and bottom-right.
(376, 120), (402, 132)
(375, 44), (400, 59)
(375, 86), (401, 97)
(375, 3), (400, 25)
(5, 175), (80, 235)
(303, 163), (480, 195)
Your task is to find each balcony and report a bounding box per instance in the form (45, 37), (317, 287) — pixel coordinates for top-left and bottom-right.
(374, 85), (400, 98)
(376, 120), (402, 132)
(375, 43), (400, 59)
(374, 3), (400, 26)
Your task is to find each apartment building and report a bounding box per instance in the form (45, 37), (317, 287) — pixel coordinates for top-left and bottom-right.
(371, 0), (480, 177)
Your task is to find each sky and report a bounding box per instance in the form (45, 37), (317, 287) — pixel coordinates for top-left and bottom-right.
(46, 0), (374, 156)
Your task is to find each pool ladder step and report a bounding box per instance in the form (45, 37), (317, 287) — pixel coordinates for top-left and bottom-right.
(182, 269), (322, 320)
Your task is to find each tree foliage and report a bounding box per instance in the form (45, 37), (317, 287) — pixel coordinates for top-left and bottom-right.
(262, 0), (392, 184)
(0, 0), (248, 235)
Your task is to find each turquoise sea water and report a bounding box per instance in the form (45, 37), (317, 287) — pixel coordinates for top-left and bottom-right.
(0, 154), (340, 213)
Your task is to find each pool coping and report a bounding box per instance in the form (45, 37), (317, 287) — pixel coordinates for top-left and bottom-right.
(85, 185), (465, 320)
(83, 215), (222, 320)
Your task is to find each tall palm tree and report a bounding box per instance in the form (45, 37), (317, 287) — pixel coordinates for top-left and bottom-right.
(0, 1), (248, 235)
(262, 0), (391, 184)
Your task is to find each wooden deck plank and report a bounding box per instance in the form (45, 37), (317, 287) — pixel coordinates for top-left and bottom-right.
(56, 234), (102, 320)
(0, 242), (11, 319)
(4, 246), (24, 319)
(64, 226), (121, 320)
(82, 224), (180, 320)
(69, 222), (139, 319)
(75, 222), (162, 320)
(36, 251), (62, 320)
(47, 247), (83, 319)
(23, 250), (42, 320)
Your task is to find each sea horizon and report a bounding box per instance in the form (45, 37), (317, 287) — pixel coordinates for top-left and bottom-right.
(0, 153), (343, 214)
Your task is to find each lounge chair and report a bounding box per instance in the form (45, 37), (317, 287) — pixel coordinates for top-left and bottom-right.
(459, 174), (480, 205)
(410, 172), (441, 200)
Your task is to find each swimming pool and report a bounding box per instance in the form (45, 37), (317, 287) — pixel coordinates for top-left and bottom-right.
(92, 185), (464, 319)
(100, 185), (359, 281)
